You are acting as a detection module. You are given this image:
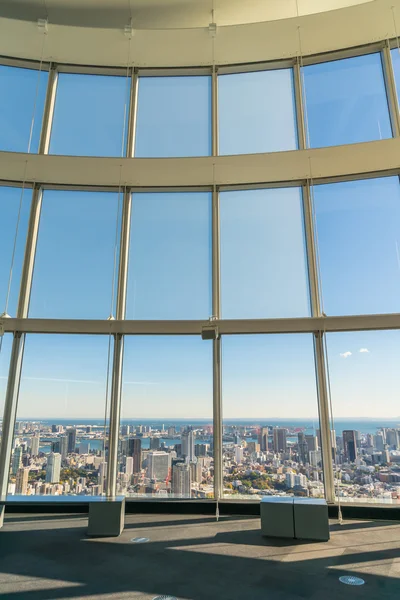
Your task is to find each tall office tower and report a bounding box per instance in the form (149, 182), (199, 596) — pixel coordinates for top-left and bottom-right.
(168, 426), (176, 436)
(298, 433), (309, 464)
(15, 467), (29, 495)
(99, 461), (107, 484)
(125, 456), (134, 476)
(30, 433), (40, 456)
(45, 452), (61, 484)
(354, 430), (361, 449)
(343, 430), (357, 462)
(150, 437), (161, 450)
(385, 429), (399, 449)
(366, 433), (374, 448)
(190, 460), (202, 483)
(246, 441), (259, 455)
(67, 428), (77, 454)
(121, 424), (130, 436)
(309, 450), (322, 467)
(52, 440), (61, 453)
(147, 451), (171, 481)
(11, 446), (23, 475)
(273, 427), (287, 453)
(181, 429), (195, 461)
(374, 432), (385, 451)
(258, 427), (269, 451)
(235, 445), (243, 463)
(128, 438), (142, 473)
(51, 424), (57, 433)
(195, 443), (209, 457)
(172, 461), (191, 497)
(60, 436), (68, 460)
(305, 435), (318, 452)
(294, 474), (307, 488)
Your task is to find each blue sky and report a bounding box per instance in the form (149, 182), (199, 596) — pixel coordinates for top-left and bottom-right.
(1, 58), (400, 420)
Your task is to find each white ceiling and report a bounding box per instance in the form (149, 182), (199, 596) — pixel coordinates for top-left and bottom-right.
(0, 0), (373, 29)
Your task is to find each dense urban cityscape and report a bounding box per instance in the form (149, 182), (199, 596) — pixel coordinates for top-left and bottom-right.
(5, 419), (400, 503)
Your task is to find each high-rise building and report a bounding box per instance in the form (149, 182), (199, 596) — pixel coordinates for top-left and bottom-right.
(11, 446), (23, 475)
(60, 436), (68, 461)
(172, 461), (191, 497)
(15, 467), (29, 494)
(285, 472), (295, 488)
(150, 437), (161, 450)
(343, 430), (357, 462)
(52, 440), (61, 453)
(125, 456), (133, 476)
(51, 424), (57, 433)
(273, 428), (287, 453)
(181, 429), (195, 461)
(121, 425), (130, 436)
(305, 435), (318, 452)
(298, 432), (309, 464)
(128, 438), (142, 473)
(235, 446), (243, 463)
(147, 451), (170, 481)
(385, 429), (399, 449)
(258, 427), (269, 451)
(30, 434), (40, 456)
(45, 452), (61, 484)
(67, 428), (77, 454)
(195, 443), (209, 457)
(190, 460), (202, 483)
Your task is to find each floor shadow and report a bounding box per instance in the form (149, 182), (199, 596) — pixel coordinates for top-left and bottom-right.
(0, 518), (399, 600)
(330, 519), (400, 532)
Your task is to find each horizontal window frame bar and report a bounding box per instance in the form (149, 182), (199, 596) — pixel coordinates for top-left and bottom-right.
(0, 40), (392, 77)
(2, 314), (400, 336)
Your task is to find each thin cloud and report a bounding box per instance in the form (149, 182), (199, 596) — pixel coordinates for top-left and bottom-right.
(23, 377), (102, 384)
(359, 348), (369, 353)
(124, 381), (159, 385)
(340, 351), (352, 358)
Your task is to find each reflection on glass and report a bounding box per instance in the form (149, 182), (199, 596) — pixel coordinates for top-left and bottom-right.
(303, 53), (392, 147)
(29, 190), (120, 319)
(7, 334), (111, 497)
(326, 330), (400, 504)
(314, 177), (400, 316)
(49, 73), (129, 156)
(218, 69), (298, 155)
(0, 334), (12, 421)
(119, 336), (213, 498)
(126, 192), (211, 320)
(222, 334), (324, 499)
(135, 76), (211, 157)
(220, 187), (310, 319)
(0, 65), (48, 153)
(0, 187), (31, 317)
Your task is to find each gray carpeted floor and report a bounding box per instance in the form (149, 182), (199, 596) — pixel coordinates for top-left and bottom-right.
(0, 513), (399, 599)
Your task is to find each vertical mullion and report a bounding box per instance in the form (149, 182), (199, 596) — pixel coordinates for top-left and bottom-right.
(382, 42), (400, 138)
(106, 189), (132, 497)
(212, 184), (222, 501)
(293, 58), (307, 150)
(38, 63), (58, 155)
(127, 68), (139, 158)
(314, 332), (335, 504)
(0, 185), (43, 499)
(302, 183), (321, 319)
(212, 65), (218, 157)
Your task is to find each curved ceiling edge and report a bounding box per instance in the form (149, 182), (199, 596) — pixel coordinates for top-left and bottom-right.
(0, 139), (399, 188)
(0, 0), (398, 67)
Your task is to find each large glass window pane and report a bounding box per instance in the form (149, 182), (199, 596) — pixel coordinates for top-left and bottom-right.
(303, 53), (392, 148)
(220, 187), (309, 319)
(0, 186), (31, 317)
(7, 334), (111, 497)
(49, 73), (129, 157)
(222, 334), (324, 499)
(29, 190), (120, 319)
(119, 336), (213, 499)
(126, 192), (211, 320)
(326, 330), (400, 504)
(135, 76), (211, 157)
(0, 65), (48, 153)
(218, 69), (298, 155)
(314, 177), (400, 316)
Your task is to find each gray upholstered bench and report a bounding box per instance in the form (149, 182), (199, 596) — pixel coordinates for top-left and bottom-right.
(261, 496), (329, 541)
(293, 497), (330, 541)
(260, 496), (295, 538)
